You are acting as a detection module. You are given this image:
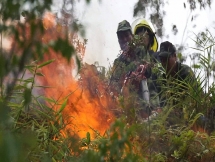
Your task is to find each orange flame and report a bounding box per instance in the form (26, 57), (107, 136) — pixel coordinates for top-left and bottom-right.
(39, 12), (116, 138)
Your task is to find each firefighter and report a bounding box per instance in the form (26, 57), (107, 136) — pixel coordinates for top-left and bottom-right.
(110, 18), (160, 122)
(158, 41), (198, 92)
(158, 41), (195, 80)
(131, 18), (161, 119)
(158, 41), (197, 106)
(109, 20), (134, 93)
(156, 41), (202, 126)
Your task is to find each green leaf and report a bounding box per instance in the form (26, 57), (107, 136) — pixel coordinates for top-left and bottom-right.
(56, 98), (67, 116)
(189, 46), (204, 52)
(43, 97), (57, 104)
(86, 132), (91, 145)
(51, 38), (75, 62)
(7, 102), (21, 108)
(23, 88), (31, 105)
(192, 64), (201, 69)
(35, 108), (52, 120)
(27, 68), (35, 74)
(14, 85), (25, 90)
(38, 59), (55, 68)
(35, 72), (45, 76)
(22, 78), (34, 83)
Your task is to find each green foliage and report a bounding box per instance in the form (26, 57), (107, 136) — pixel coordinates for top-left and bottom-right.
(1, 0), (53, 21)
(77, 119), (141, 162)
(133, 0), (212, 37)
(2, 0), (215, 161)
(51, 38), (75, 62)
(0, 61), (76, 161)
(106, 26), (215, 161)
(0, 0), (84, 161)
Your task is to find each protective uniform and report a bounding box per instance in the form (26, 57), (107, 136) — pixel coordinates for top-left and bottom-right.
(110, 19), (161, 120)
(109, 20), (133, 93)
(132, 18), (160, 110)
(158, 41), (198, 107)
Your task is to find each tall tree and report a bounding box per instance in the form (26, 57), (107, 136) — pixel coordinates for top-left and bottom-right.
(133, 0), (212, 37)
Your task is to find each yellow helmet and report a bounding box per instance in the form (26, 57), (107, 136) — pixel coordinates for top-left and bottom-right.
(132, 18), (158, 52)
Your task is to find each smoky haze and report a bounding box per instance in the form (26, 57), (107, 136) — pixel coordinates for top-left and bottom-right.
(52, 0), (215, 69)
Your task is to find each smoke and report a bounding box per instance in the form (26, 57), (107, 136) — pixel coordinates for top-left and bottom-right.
(51, 0), (136, 68)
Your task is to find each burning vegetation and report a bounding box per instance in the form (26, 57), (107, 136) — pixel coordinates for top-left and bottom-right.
(36, 12), (116, 138)
(2, 7), (215, 162)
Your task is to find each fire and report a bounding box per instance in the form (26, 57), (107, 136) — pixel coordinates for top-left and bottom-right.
(39, 12), (116, 138)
